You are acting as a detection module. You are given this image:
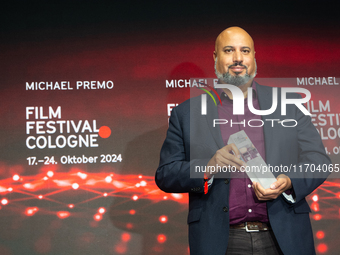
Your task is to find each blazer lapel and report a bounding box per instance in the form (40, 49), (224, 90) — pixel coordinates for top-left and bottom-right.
(203, 84), (278, 155)
(256, 83), (276, 165)
(205, 94), (225, 149)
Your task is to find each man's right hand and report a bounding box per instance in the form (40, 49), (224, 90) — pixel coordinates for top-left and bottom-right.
(206, 143), (246, 178)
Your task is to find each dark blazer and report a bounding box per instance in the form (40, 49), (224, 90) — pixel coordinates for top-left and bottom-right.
(156, 83), (331, 255)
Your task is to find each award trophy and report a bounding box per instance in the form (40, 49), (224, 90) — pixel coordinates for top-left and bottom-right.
(228, 130), (276, 189)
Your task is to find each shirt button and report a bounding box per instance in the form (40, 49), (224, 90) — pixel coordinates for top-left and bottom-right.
(223, 206), (229, 212)
(248, 209), (252, 213)
(224, 179), (229, 184)
(248, 184), (252, 188)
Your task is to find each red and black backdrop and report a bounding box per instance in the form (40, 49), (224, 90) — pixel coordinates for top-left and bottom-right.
(0, 1), (339, 254)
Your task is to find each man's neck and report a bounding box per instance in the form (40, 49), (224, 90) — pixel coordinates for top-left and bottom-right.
(222, 79), (254, 99)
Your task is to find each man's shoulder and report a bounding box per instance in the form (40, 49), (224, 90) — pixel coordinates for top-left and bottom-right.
(255, 82), (272, 93)
(255, 82), (301, 99)
(172, 94), (202, 114)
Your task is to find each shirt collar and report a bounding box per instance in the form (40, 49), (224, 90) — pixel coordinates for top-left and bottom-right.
(216, 80), (257, 104)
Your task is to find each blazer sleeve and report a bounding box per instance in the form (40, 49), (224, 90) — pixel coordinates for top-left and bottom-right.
(288, 94), (331, 204)
(155, 104), (210, 194)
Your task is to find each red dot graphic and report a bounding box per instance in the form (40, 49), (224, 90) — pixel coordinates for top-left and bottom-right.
(316, 231), (325, 239)
(317, 243), (328, 253)
(99, 126), (111, 138)
(157, 234), (167, 243)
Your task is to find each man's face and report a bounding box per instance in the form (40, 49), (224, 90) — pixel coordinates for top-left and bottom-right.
(214, 29), (256, 86)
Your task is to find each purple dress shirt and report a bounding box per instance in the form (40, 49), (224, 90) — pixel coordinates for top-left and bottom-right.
(217, 81), (269, 224)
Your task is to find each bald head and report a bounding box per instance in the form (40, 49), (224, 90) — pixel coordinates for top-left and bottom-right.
(215, 27), (254, 53)
(213, 27), (256, 88)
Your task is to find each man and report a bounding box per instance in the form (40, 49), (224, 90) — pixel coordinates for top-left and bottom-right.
(155, 27), (330, 255)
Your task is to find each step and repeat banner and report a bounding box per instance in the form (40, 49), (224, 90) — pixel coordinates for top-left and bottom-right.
(1, 2), (340, 255)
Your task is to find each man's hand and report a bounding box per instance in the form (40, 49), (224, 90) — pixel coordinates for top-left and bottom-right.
(206, 143), (246, 178)
(252, 174), (292, 201)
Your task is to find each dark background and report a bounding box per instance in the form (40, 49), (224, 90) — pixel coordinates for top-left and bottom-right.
(0, 1), (339, 254)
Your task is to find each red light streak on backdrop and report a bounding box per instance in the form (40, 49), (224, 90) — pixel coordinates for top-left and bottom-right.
(0, 165), (190, 254)
(0, 168), (187, 212)
(0, 165), (339, 253)
(0, 169), (338, 215)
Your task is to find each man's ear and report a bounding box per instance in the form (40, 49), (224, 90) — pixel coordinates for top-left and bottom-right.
(213, 51), (216, 61)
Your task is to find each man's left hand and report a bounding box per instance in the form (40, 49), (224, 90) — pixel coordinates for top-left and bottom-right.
(252, 174), (292, 201)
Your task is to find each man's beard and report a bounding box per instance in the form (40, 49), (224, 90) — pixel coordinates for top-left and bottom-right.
(215, 58), (257, 86)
